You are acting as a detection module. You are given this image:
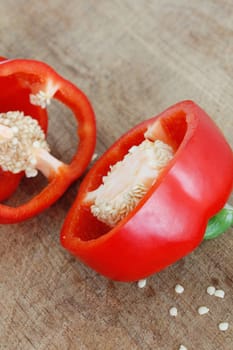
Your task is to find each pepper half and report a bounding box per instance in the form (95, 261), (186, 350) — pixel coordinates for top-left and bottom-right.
(0, 57), (48, 201)
(0, 58), (96, 223)
(61, 101), (233, 282)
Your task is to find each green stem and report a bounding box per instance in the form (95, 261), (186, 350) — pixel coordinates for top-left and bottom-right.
(204, 203), (233, 240)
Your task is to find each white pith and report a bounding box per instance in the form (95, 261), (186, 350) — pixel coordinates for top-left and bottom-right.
(0, 111), (63, 178)
(86, 135), (174, 227)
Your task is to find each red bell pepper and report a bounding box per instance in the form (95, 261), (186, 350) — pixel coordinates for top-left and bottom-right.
(0, 58), (96, 223)
(0, 57), (48, 201)
(60, 101), (233, 282)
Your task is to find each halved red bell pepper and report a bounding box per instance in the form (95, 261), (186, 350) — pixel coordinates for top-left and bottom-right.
(0, 58), (96, 223)
(60, 101), (233, 282)
(0, 57), (48, 202)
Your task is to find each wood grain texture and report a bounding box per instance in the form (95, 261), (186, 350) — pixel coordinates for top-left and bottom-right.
(0, 1), (232, 349)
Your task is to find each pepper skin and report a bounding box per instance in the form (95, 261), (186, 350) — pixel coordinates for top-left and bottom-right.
(0, 59), (96, 223)
(61, 101), (233, 282)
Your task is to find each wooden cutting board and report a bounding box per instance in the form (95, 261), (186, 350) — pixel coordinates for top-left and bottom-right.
(0, 1), (232, 349)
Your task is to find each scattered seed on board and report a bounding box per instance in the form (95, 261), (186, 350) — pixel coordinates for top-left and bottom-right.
(175, 284), (184, 294)
(206, 286), (216, 296)
(214, 289), (225, 298)
(218, 322), (229, 331)
(137, 279), (147, 288)
(179, 345), (187, 350)
(169, 307), (178, 317)
(91, 153), (98, 162)
(198, 306), (209, 315)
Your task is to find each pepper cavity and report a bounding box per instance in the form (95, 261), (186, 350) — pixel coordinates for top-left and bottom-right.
(0, 111), (63, 179)
(85, 126), (174, 227)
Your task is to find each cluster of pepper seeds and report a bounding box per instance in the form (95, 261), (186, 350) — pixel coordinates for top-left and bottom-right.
(89, 139), (174, 227)
(137, 280), (229, 349)
(0, 111), (49, 177)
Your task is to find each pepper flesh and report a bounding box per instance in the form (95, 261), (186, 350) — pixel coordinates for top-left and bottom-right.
(0, 58), (96, 223)
(61, 101), (233, 282)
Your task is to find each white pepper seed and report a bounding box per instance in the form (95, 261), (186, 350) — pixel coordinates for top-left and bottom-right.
(33, 140), (41, 148)
(12, 138), (18, 145)
(175, 284), (184, 294)
(179, 345), (187, 350)
(11, 126), (19, 134)
(198, 306), (209, 315)
(137, 279), (147, 288)
(206, 286), (216, 296)
(91, 153), (98, 162)
(218, 322), (229, 331)
(214, 289), (225, 298)
(169, 307), (178, 317)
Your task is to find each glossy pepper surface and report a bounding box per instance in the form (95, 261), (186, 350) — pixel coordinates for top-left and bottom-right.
(61, 101), (233, 282)
(0, 58), (96, 223)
